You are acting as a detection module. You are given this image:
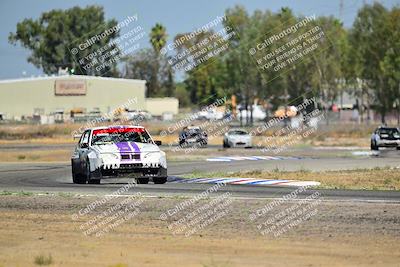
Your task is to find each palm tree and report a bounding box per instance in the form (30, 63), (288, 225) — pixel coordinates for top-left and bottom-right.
(148, 23), (168, 96)
(150, 23), (167, 55)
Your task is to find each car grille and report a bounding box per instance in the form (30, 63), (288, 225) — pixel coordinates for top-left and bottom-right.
(101, 163), (160, 177)
(121, 153), (140, 160)
(119, 163), (143, 169)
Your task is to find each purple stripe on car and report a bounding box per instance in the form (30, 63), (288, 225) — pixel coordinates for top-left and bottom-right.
(116, 142), (132, 161)
(129, 142), (141, 161)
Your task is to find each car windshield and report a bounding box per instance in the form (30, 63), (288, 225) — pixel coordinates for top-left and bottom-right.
(91, 128), (152, 145)
(183, 128), (201, 137)
(229, 130), (248, 135)
(379, 128), (400, 138)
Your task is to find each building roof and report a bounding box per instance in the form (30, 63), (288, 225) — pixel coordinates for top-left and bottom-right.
(0, 75), (146, 84)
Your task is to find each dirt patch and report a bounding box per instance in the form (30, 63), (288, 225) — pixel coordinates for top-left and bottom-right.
(0, 194), (399, 267)
(0, 149), (70, 162)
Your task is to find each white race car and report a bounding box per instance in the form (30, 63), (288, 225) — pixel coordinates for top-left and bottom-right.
(71, 125), (167, 184)
(223, 129), (252, 148)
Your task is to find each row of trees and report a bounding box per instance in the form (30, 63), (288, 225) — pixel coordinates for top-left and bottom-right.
(350, 3), (400, 122)
(175, 3), (399, 123)
(9, 3), (400, 122)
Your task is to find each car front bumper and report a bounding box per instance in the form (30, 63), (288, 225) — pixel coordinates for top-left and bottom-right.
(376, 140), (400, 147)
(92, 164), (167, 178)
(228, 140), (252, 147)
(182, 138), (208, 146)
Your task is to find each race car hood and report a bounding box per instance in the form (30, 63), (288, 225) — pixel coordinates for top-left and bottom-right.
(91, 142), (160, 154)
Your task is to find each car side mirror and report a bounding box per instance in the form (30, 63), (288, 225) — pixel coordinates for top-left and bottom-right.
(80, 143), (89, 149)
(154, 140), (162, 146)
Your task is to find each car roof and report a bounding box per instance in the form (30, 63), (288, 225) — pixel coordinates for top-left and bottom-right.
(377, 127), (398, 130)
(228, 129), (248, 132)
(187, 126), (201, 130)
(85, 125), (145, 131)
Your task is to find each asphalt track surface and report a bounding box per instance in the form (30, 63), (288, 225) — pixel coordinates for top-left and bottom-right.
(0, 148), (400, 202)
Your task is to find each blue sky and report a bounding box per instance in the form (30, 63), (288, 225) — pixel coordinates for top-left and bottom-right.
(0, 0), (398, 79)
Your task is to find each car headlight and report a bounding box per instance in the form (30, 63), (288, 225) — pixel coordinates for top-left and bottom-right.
(100, 153), (119, 160)
(143, 152), (161, 160)
(143, 152), (166, 167)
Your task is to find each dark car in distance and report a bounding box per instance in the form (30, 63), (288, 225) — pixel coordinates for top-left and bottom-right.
(179, 126), (208, 148)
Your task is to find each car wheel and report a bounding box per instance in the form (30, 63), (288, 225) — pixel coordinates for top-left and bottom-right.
(371, 141), (378, 150)
(84, 158), (99, 184)
(136, 178), (149, 184)
(179, 142), (186, 148)
(223, 140), (229, 148)
(153, 177), (167, 184)
(72, 168), (87, 184)
(397, 146), (400, 150)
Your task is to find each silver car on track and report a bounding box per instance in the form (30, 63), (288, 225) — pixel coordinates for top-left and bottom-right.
(223, 129), (252, 148)
(370, 126), (400, 150)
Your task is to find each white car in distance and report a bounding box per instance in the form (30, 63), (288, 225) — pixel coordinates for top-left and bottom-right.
(223, 129), (252, 148)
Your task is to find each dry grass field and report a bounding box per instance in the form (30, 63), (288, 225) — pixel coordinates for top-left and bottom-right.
(0, 194), (399, 267)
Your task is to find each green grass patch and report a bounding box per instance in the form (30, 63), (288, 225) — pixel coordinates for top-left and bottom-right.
(34, 254), (53, 265)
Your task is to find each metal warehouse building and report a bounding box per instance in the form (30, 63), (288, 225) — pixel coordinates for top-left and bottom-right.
(0, 75), (146, 120)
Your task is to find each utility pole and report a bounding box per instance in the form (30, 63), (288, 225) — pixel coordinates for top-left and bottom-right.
(339, 0), (344, 121)
(398, 82), (400, 126)
(339, 0), (344, 19)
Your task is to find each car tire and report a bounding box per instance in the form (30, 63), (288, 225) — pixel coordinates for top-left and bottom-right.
(397, 146), (400, 150)
(84, 158), (99, 184)
(179, 138), (186, 147)
(153, 177), (167, 184)
(136, 178), (149, 184)
(371, 142), (378, 151)
(223, 140), (229, 148)
(72, 169), (87, 184)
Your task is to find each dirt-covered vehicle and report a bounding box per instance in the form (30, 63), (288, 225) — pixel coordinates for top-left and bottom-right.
(71, 125), (167, 184)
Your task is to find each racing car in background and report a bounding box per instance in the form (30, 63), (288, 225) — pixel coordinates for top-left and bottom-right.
(71, 125), (167, 184)
(223, 129), (252, 148)
(371, 126), (400, 150)
(179, 126), (208, 147)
